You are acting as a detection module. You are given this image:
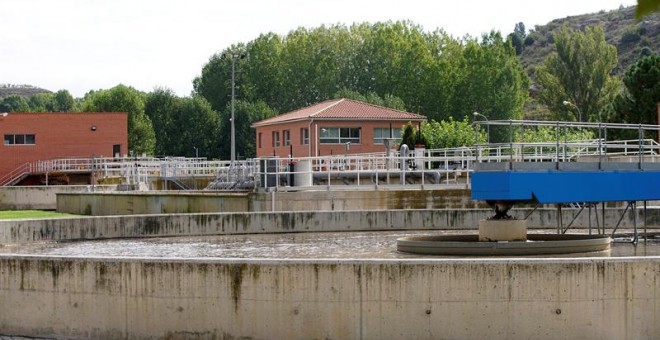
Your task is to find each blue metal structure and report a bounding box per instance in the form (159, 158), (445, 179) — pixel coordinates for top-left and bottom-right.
(469, 120), (660, 241)
(472, 169), (660, 204)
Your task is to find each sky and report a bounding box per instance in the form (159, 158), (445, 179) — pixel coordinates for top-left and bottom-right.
(1, 0), (637, 98)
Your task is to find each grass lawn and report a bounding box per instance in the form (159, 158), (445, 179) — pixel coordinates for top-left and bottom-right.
(0, 210), (78, 220)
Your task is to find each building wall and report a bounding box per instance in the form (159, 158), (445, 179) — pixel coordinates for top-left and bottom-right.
(0, 112), (127, 181)
(255, 119), (415, 158)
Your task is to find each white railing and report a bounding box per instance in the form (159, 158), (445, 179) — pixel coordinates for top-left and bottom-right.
(254, 151), (471, 192)
(3, 121), (659, 190)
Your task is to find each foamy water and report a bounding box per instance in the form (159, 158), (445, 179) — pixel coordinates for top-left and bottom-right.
(2, 230), (659, 259)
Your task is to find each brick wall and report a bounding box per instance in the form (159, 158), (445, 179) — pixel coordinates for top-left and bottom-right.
(0, 112), (127, 180)
(255, 119), (412, 158)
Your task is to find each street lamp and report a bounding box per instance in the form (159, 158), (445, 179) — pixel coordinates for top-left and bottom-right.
(563, 100), (582, 122)
(193, 146), (199, 158)
(473, 112), (489, 143)
(222, 52), (247, 164)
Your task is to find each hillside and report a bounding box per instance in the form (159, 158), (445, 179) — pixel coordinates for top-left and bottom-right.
(0, 84), (51, 99)
(519, 5), (660, 75)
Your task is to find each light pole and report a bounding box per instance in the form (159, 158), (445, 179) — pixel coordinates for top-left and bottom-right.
(473, 112), (489, 143)
(193, 146), (199, 158)
(563, 100), (582, 122)
(223, 52), (246, 164)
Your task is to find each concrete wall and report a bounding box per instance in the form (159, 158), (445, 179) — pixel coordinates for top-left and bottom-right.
(56, 189), (485, 215)
(1, 208), (658, 245)
(56, 191), (250, 215)
(1, 256), (658, 339)
(0, 185), (116, 210)
(249, 189), (484, 212)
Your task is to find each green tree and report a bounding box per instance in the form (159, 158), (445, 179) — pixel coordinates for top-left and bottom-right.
(28, 93), (54, 112)
(333, 88), (406, 111)
(0, 96), (31, 112)
(174, 96), (221, 158)
(421, 117), (484, 149)
(193, 20), (529, 133)
(218, 100), (277, 159)
(144, 88), (178, 156)
(637, 0), (660, 18)
(401, 122), (417, 149)
(514, 22), (526, 38)
(514, 126), (594, 143)
(508, 22), (527, 55)
(611, 54), (660, 139)
(536, 25), (619, 122)
(616, 54), (660, 124)
(82, 85), (156, 156)
(450, 32), (529, 142)
(145, 88), (221, 158)
(508, 32), (524, 55)
(242, 33), (285, 110)
(52, 90), (75, 111)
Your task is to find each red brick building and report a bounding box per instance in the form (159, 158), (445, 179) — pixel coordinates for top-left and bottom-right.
(0, 112), (128, 184)
(252, 98), (426, 158)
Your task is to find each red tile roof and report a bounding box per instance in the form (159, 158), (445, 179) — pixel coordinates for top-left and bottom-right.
(252, 98), (426, 127)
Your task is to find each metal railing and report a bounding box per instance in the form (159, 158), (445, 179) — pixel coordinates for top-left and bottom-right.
(3, 121), (658, 190)
(473, 120), (660, 167)
(254, 151), (472, 192)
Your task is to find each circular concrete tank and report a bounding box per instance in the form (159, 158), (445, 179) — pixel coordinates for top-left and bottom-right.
(0, 213), (658, 340)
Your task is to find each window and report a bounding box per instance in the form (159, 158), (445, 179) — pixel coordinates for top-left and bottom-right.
(283, 130), (290, 146)
(300, 128), (309, 145)
(258, 133), (263, 149)
(374, 128), (402, 144)
(319, 127), (361, 144)
(272, 131), (280, 147)
(4, 134), (36, 145)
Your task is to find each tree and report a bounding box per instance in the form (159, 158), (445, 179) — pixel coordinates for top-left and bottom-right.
(514, 22), (526, 38)
(172, 96), (221, 158)
(450, 32), (529, 142)
(508, 32), (524, 55)
(421, 117), (484, 149)
(217, 100), (277, 159)
(193, 20), (529, 135)
(144, 88), (179, 156)
(52, 90), (75, 111)
(28, 93), (54, 112)
(401, 122), (417, 149)
(0, 96), (31, 112)
(81, 85), (156, 156)
(636, 0), (660, 18)
(509, 22), (527, 55)
(333, 88), (406, 111)
(611, 54), (660, 139)
(536, 25), (619, 122)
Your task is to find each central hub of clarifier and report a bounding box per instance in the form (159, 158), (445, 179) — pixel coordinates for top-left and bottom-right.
(478, 219), (527, 241)
(397, 219), (612, 256)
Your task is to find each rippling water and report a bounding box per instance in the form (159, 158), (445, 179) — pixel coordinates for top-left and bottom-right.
(2, 230), (659, 259)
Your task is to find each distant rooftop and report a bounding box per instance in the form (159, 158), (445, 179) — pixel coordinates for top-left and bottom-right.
(252, 98), (426, 127)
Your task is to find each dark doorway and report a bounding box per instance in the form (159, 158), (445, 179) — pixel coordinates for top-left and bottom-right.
(113, 144), (121, 158)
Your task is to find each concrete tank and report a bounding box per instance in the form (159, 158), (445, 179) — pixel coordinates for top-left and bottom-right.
(0, 212), (658, 339)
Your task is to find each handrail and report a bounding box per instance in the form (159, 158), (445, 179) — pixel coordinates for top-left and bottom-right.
(0, 162), (32, 186)
(475, 119), (660, 131)
(2, 120), (658, 191)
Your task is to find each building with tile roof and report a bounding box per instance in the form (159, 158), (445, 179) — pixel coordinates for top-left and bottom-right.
(251, 98), (427, 158)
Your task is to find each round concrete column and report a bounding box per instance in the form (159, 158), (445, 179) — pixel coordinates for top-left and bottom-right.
(478, 219), (527, 242)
